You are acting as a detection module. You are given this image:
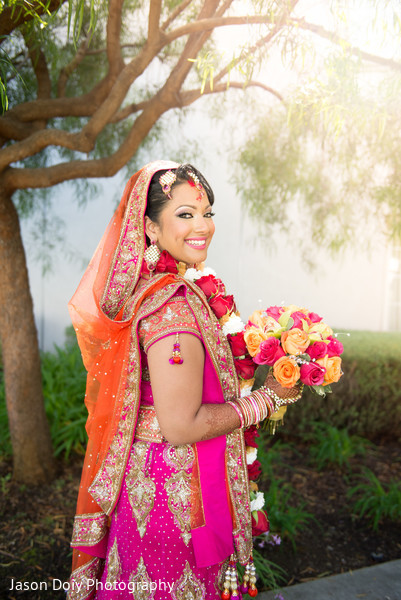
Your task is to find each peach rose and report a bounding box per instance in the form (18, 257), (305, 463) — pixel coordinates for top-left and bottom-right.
(244, 326), (267, 357)
(248, 310), (266, 328)
(317, 356), (342, 386)
(281, 328), (310, 355)
(273, 356), (301, 388)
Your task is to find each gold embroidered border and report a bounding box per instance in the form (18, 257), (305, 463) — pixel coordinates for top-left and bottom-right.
(67, 557), (102, 600)
(134, 405), (164, 443)
(88, 278), (184, 515)
(184, 283), (253, 564)
(90, 275), (252, 563)
(100, 161), (179, 318)
(71, 511), (108, 547)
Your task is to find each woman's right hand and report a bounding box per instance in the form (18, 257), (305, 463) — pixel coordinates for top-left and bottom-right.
(263, 372), (303, 405)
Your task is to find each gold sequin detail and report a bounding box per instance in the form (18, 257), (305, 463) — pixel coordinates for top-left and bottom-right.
(125, 442), (156, 537)
(106, 537), (121, 586)
(163, 446), (194, 545)
(172, 561), (206, 600)
(129, 556), (156, 600)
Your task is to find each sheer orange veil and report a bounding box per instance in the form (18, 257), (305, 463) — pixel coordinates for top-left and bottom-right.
(68, 161), (179, 579)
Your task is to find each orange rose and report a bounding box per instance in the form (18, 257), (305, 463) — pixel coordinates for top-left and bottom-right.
(281, 328), (310, 355)
(317, 355), (342, 386)
(273, 356), (300, 388)
(244, 326), (267, 357)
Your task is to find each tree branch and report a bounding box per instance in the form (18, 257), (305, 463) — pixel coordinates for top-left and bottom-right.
(212, 0), (299, 87)
(22, 30), (52, 101)
(158, 0), (222, 104)
(0, 117), (38, 142)
(292, 18), (401, 72)
(57, 36), (90, 97)
(0, 0), (67, 39)
(164, 14), (280, 46)
(179, 80), (285, 106)
(86, 42), (142, 57)
(148, 0), (162, 40)
(106, 0), (125, 75)
(2, 96), (169, 192)
(161, 0), (192, 32)
(0, 38), (167, 159)
(111, 79), (284, 123)
(0, 127), (93, 173)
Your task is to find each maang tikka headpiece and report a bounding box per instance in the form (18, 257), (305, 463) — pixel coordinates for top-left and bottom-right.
(187, 171), (204, 202)
(159, 170), (176, 199)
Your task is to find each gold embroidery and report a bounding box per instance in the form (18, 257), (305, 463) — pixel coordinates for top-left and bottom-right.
(106, 537), (121, 586)
(172, 561), (206, 600)
(101, 161), (178, 318)
(215, 559), (229, 594)
(67, 557), (102, 600)
(163, 445), (194, 545)
(71, 511), (108, 547)
(134, 405), (164, 443)
(125, 442), (156, 538)
(139, 296), (201, 352)
(88, 276), (252, 564)
(88, 279), (181, 515)
(185, 285), (253, 564)
(129, 556), (156, 600)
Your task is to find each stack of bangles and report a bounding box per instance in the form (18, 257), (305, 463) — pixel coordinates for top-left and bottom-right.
(227, 386), (303, 429)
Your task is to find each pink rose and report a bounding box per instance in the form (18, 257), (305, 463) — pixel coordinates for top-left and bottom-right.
(252, 510), (270, 537)
(254, 337), (286, 366)
(290, 311), (311, 330)
(300, 362), (326, 386)
(208, 293), (236, 318)
(326, 335), (344, 357)
(307, 341), (328, 360)
(196, 275), (225, 298)
(308, 312), (323, 323)
(265, 306), (283, 320)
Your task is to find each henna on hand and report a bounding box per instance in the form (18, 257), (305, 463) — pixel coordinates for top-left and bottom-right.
(200, 403), (241, 441)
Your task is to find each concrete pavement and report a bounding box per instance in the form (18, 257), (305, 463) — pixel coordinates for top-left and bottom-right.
(259, 559), (401, 600)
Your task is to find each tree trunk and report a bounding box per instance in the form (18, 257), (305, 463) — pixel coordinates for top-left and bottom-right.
(0, 187), (56, 484)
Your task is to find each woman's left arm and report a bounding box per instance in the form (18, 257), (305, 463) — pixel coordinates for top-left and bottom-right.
(147, 333), (241, 445)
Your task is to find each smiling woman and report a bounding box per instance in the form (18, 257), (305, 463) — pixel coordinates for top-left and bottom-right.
(145, 165), (216, 267)
(67, 161), (299, 600)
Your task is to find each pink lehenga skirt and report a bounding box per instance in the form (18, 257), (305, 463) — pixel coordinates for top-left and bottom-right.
(94, 433), (223, 600)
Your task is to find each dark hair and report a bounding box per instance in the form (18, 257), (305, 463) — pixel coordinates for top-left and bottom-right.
(145, 163), (214, 226)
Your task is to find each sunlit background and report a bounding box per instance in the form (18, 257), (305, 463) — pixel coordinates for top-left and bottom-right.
(20, 0), (401, 350)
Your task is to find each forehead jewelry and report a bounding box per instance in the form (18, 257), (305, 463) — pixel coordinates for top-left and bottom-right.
(187, 171), (204, 201)
(159, 170), (176, 199)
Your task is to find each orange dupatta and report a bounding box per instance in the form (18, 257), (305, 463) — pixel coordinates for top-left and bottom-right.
(67, 161), (179, 594)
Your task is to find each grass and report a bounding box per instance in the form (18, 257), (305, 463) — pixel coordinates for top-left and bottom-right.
(257, 434), (316, 549)
(347, 468), (401, 530)
(307, 423), (371, 471)
(284, 330), (401, 441)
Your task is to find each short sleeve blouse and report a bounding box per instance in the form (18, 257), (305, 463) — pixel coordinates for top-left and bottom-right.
(138, 293), (201, 353)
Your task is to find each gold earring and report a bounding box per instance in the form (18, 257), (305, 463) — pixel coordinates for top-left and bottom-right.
(144, 240), (161, 275)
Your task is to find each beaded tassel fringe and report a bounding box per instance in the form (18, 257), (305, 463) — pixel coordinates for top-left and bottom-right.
(221, 555), (258, 599)
(169, 333), (183, 365)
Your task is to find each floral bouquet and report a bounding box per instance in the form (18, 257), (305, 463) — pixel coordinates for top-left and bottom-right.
(185, 267), (344, 536)
(242, 304), (344, 431)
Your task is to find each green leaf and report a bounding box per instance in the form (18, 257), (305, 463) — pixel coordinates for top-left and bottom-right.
(312, 385), (326, 396)
(285, 317), (294, 331)
(252, 364), (270, 391)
